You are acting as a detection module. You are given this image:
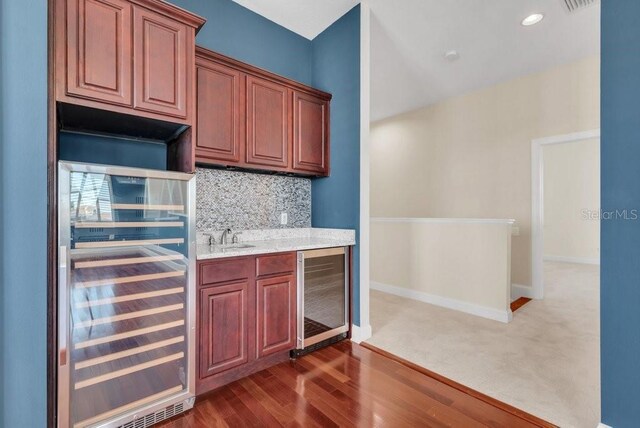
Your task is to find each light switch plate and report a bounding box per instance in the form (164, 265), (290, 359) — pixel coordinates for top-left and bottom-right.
(512, 226), (520, 236)
(280, 212), (288, 225)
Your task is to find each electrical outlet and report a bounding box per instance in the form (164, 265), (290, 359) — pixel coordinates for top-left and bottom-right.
(280, 212), (288, 225)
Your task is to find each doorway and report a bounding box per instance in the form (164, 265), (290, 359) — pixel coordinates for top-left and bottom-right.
(531, 129), (601, 298)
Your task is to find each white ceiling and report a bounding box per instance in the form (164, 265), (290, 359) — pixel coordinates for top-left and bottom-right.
(370, 0), (600, 121)
(231, 0), (600, 122)
(232, 0), (360, 40)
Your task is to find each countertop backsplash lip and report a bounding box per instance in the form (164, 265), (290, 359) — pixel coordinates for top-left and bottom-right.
(196, 227), (355, 246)
(196, 227), (357, 260)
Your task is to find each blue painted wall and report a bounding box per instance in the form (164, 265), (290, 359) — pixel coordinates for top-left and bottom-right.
(169, 0), (313, 85)
(0, 0), (360, 425)
(59, 132), (167, 170)
(601, 2), (640, 426)
(0, 0), (48, 426)
(311, 6), (361, 325)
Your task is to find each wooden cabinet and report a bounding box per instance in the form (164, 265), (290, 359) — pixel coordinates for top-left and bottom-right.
(246, 76), (290, 169)
(65, 0), (133, 106)
(56, 0), (204, 125)
(200, 281), (251, 377)
(196, 58), (243, 163)
(293, 91), (330, 175)
(195, 47), (331, 177)
(196, 252), (296, 395)
(256, 275), (296, 357)
(132, 5), (190, 118)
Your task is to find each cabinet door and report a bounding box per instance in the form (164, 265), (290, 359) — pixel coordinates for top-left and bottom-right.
(246, 76), (290, 169)
(200, 281), (250, 377)
(133, 5), (189, 118)
(196, 61), (243, 164)
(256, 275), (296, 357)
(66, 0), (133, 106)
(293, 91), (329, 175)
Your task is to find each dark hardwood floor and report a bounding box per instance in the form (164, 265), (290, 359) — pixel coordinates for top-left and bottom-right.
(157, 341), (555, 427)
(511, 297), (533, 313)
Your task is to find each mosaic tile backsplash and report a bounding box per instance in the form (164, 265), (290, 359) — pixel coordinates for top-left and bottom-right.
(196, 168), (311, 231)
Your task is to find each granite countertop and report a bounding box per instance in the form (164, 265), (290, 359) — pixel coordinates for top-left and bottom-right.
(196, 228), (356, 260)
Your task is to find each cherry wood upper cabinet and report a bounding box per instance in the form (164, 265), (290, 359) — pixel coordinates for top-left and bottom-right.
(65, 0), (133, 106)
(195, 57), (243, 164)
(194, 47), (331, 177)
(256, 274), (296, 358)
(293, 91), (330, 175)
(132, 5), (189, 118)
(246, 76), (290, 170)
(56, 0), (204, 125)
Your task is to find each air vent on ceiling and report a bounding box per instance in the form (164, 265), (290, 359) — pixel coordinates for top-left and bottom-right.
(560, 0), (599, 14)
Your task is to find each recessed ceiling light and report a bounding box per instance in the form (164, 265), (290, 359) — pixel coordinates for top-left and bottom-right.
(521, 13), (544, 26)
(444, 50), (460, 62)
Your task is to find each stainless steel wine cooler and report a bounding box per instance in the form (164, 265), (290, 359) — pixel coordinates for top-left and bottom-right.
(296, 247), (349, 352)
(57, 162), (196, 428)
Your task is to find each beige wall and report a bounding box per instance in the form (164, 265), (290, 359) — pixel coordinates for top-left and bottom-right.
(371, 56), (600, 286)
(371, 219), (513, 321)
(543, 138), (600, 262)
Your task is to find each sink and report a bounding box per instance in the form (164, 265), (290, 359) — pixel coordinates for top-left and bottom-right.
(217, 243), (255, 250)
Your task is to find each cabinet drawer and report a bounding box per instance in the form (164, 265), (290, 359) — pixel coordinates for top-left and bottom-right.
(199, 257), (252, 286)
(256, 253), (296, 278)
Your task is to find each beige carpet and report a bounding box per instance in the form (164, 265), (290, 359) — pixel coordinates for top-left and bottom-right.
(367, 261), (600, 428)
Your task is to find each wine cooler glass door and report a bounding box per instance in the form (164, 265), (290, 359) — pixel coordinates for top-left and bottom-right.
(58, 162), (195, 428)
(299, 247), (349, 349)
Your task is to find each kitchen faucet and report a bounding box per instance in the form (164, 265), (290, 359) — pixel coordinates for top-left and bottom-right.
(220, 228), (232, 245)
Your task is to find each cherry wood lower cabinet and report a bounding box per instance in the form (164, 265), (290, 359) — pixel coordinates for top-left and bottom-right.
(199, 280), (252, 378)
(256, 274), (296, 357)
(196, 252), (296, 395)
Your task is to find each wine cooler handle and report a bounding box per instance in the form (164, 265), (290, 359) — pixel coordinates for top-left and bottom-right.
(58, 245), (68, 366)
(57, 246), (71, 428)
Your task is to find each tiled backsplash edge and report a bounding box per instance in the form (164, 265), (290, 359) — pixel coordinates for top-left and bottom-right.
(196, 228), (356, 245)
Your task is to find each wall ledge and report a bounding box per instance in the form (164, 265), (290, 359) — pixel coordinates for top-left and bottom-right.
(371, 281), (512, 323)
(371, 217), (515, 225)
(544, 255), (600, 265)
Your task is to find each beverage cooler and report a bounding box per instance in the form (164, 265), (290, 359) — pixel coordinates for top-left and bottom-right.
(296, 247), (349, 353)
(57, 162), (196, 428)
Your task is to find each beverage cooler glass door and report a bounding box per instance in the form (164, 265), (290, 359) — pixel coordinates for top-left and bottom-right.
(297, 247), (349, 349)
(58, 162), (196, 428)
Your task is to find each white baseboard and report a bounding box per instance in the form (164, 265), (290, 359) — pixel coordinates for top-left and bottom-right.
(511, 283), (537, 300)
(351, 323), (372, 343)
(597, 423), (612, 428)
(371, 281), (512, 323)
(544, 255), (600, 265)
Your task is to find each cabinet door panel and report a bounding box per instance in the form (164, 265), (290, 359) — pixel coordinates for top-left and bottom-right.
(256, 275), (296, 357)
(133, 6), (189, 118)
(293, 92), (329, 175)
(200, 281), (249, 377)
(246, 76), (289, 168)
(196, 62), (243, 163)
(66, 0), (132, 106)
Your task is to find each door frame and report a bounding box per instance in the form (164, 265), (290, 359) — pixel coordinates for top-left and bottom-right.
(530, 129), (600, 299)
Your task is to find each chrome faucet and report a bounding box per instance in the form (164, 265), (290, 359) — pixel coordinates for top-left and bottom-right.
(220, 228), (232, 245)
(204, 233), (216, 246)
